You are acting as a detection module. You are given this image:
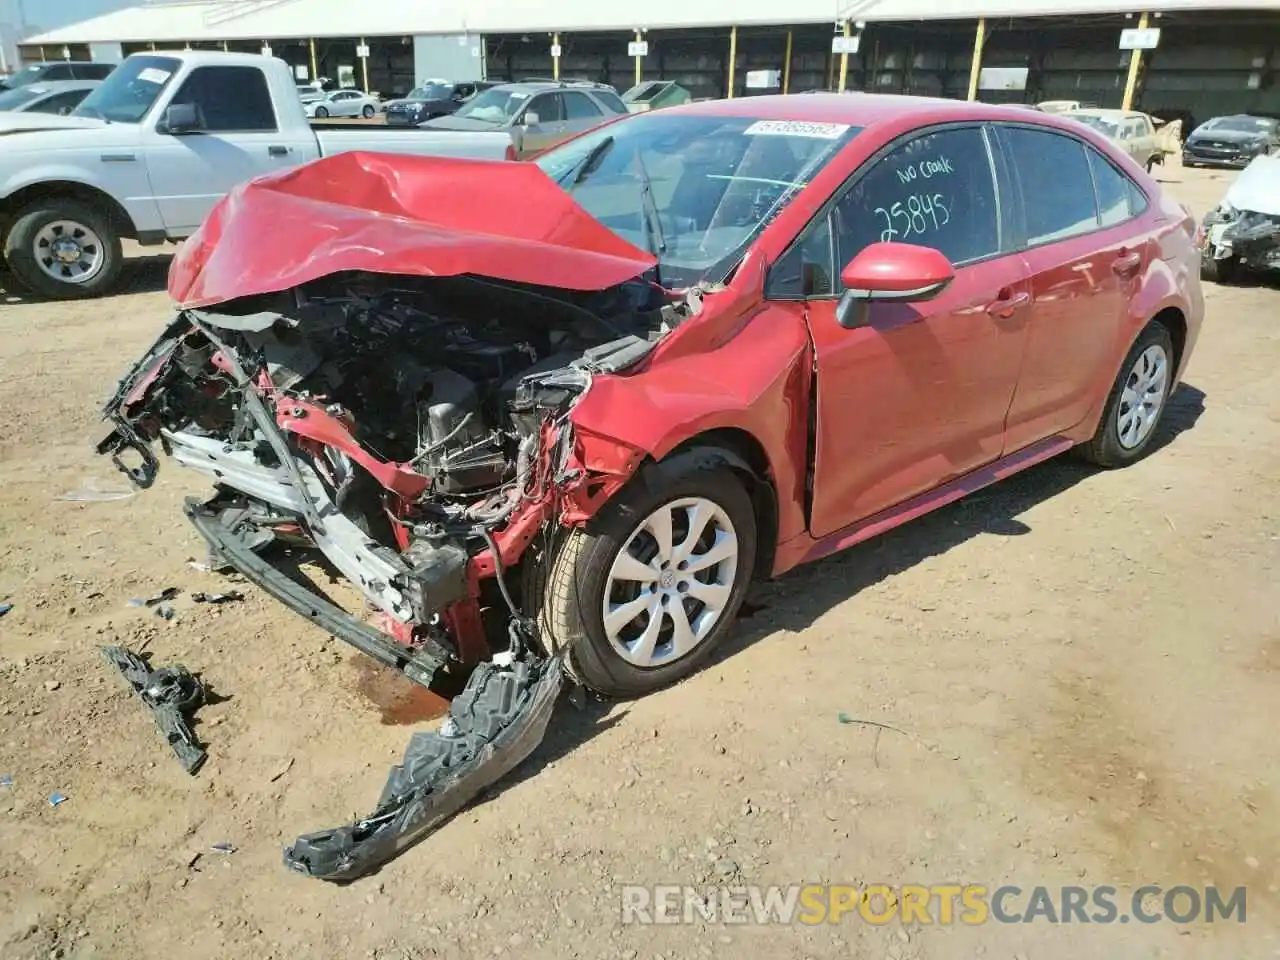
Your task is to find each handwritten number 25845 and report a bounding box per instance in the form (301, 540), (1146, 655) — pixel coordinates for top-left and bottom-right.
(874, 193), (949, 242)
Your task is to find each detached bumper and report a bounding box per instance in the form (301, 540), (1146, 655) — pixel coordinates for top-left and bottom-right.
(184, 497), (454, 686)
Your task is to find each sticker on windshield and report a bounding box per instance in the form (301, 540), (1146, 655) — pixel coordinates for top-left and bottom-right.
(138, 67), (172, 85)
(744, 120), (850, 139)
(510, 91), (530, 101)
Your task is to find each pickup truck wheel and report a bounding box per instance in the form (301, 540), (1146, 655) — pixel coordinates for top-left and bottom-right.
(1078, 321), (1175, 468)
(362, 105), (375, 119)
(314, 106), (329, 118)
(535, 451), (757, 698)
(5, 199), (123, 300)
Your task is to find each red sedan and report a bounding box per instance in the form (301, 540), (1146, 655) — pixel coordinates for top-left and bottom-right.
(99, 91), (1203, 876)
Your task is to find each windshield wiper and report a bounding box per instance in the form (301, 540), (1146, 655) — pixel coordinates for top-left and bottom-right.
(633, 149), (666, 256)
(565, 135), (615, 189)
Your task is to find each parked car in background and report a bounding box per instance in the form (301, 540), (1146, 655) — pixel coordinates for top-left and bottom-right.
(0, 79), (100, 116)
(304, 88), (380, 119)
(419, 79), (629, 157)
(1037, 99), (1096, 114)
(1063, 108), (1179, 171)
(0, 60), (115, 90)
(1182, 114), (1280, 168)
(1199, 154), (1280, 282)
(384, 80), (494, 125)
(0, 52), (526, 299)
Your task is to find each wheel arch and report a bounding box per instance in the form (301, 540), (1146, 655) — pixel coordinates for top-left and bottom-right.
(0, 180), (137, 242)
(658, 427), (780, 581)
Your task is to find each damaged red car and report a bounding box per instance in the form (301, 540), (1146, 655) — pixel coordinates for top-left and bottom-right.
(99, 94), (1203, 880)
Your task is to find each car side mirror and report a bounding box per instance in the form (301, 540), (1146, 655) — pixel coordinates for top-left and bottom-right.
(159, 102), (200, 135)
(834, 241), (955, 329)
(523, 110), (540, 126)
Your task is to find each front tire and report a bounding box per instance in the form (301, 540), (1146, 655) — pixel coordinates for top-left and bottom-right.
(535, 450), (758, 698)
(4, 199), (123, 300)
(1078, 321), (1176, 468)
(362, 105), (375, 119)
(314, 106), (329, 118)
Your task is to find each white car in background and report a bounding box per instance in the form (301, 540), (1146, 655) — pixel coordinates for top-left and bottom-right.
(304, 88), (379, 119)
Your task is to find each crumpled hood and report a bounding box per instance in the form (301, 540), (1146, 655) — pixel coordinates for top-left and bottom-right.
(167, 150), (657, 308)
(1221, 155), (1280, 218)
(0, 112), (108, 135)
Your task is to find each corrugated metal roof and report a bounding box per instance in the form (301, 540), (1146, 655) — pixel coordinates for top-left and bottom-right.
(23, 0), (1280, 45)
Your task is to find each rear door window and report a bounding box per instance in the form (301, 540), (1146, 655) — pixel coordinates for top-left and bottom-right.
(563, 91), (602, 120)
(592, 90), (629, 114)
(1000, 127), (1099, 246)
(525, 93), (564, 123)
(43, 64), (74, 80)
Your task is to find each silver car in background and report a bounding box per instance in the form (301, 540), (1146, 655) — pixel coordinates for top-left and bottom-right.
(0, 79), (101, 116)
(304, 88), (380, 119)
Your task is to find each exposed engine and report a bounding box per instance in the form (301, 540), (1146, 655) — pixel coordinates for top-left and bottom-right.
(102, 271), (691, 660)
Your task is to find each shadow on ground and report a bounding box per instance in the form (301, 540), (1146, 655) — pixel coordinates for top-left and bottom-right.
(236, 383), (1208, 884)
(492, 382), (1208, 794)
(0, 252), (173, 305)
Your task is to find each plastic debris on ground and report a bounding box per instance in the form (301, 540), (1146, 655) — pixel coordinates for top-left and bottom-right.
(54, 478), (136, 502)
(0, 601), (11, 618)
(48, 792), (68, 807)
(192, 591), (244, 604)
(99, 646), (208, 774)
(211, 842), (237, 854)
(128, 587), (180, 609)
(0, 775), (12, 787)
(155, 605), (175, 621)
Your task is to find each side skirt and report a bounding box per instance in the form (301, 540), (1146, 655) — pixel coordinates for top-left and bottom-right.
(779, 434), (1075, 570)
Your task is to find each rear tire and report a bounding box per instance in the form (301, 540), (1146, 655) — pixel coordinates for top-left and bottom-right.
(1078, 321), (1176, 468)
(533, 450), (758, 698)
(4, 199), (123, 300)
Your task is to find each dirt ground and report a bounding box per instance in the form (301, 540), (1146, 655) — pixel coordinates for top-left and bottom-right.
(0, 161), (1277, 960)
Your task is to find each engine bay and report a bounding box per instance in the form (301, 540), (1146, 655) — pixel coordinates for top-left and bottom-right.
(101, 271), (692, 661)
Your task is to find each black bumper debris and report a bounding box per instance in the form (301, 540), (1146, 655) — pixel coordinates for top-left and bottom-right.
(184, 497), (453, 688)
(283, 654), (564, 881)
(100, 645), (207, 774)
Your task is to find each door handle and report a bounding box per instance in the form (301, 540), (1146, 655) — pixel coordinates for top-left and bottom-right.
(268, 144), (291, 157)
(1112, 251), (1143, 277)
(985, 290), (1030, 319)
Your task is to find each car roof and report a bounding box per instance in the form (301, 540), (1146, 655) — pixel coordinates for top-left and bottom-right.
(660, 92), (1067, 130)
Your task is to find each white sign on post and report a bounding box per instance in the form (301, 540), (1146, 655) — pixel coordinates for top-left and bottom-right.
(1119, 27), (1161, 50)
(551, 43), (562, 58)
(356, 43), (369, 58)
(261, 44), (272, 57)
(628, 40), (649, 58)
(831, 35), (860, 55)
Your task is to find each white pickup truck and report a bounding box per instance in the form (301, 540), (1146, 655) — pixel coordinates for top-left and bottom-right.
(0, 51), (515, 299)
